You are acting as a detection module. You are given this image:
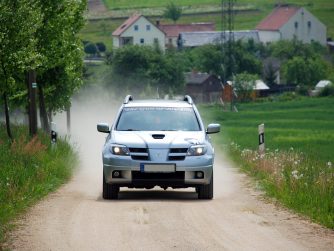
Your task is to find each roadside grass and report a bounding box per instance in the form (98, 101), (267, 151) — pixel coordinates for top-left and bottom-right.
(200, 97), (334, 228)
(0, 125), (78, 245)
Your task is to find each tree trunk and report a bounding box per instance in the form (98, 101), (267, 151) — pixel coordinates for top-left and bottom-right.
(66, 106), (71, 134)
(38, 85), (50, 133)
(28, 71), (38, 136)
(3, 92), (13, 140)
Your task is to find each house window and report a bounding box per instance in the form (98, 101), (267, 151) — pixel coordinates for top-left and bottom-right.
(140, 38), (144, 44)
(134, 25), (139, 31)
(294, 22), (298, 29)
(168, 38), (173, 44)
(153, 38), (159, 44)
(146, 25), (151, 31)
(308, 21), (312, 28)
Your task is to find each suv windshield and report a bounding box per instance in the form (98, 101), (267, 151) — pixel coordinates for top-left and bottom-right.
(116, 107), (200, 131)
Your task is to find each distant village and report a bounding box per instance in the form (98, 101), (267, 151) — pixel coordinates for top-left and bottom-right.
(110, 4), (332, 103)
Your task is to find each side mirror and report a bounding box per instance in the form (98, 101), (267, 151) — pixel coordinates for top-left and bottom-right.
(206, 123), (220, 134)
(97, 123), (110, 133)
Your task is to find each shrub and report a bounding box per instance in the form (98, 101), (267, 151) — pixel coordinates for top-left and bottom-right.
(84, 42), (98, 55)
(319, 85), (334, 97)
(96, 42), (106, 53)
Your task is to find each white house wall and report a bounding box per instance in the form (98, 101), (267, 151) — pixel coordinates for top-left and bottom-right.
(113, 37), (120, 48)
(258, 31), (281, 44)
(280, 8), (327, 45)
(121, 16), (165, 51)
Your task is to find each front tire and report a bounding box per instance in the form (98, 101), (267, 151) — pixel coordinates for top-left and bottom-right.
(198, 174), (213, 199)
(103, 174), (119, 200)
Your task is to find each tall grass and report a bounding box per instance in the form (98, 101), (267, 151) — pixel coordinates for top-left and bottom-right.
(200, 97), (334, 228)
(0, 125), (77, 245)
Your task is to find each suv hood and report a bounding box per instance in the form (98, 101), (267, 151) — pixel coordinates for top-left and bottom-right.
(111, 131), (205, 149)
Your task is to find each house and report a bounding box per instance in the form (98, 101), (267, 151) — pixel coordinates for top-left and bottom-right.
(315, 80), (332, 90)
(256, 5), (327, 45)
(157, 22), (215, 48)
(112, 14), (165, 51)
(178, 30), (260, 48)
(185, 72), (222, 103)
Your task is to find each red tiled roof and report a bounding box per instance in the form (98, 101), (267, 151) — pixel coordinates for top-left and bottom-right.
(112, 14), (142, 36)
(256, 6), (300, 31)
(159, 23), (215, 38)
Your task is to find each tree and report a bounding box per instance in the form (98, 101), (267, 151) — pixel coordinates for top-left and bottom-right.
(163, 2), (182, 23)
(189, 45), (223, 77)
(110, 45), (184, 96)
(0, 0), (42, 139)
(35, 0), (86, 132)
(283, 56), (329, 87)
(234, 72), (258, 101)
(264, 62), (277, 87)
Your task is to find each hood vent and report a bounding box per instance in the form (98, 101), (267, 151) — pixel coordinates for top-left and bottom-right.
(152, 134), (165, 139)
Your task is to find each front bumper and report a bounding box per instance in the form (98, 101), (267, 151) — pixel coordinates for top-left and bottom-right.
(103, 155), (213, 188)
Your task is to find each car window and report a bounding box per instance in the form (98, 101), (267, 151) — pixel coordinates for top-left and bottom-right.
(116, 107), (200, 131)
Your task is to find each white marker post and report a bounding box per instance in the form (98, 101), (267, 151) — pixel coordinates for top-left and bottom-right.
(258, 123), (265, 154)
(51, 122), (57, 146)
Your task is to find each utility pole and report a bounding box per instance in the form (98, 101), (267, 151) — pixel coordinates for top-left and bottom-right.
(221, 0), (236, 111)
(28, 70), (38, 136)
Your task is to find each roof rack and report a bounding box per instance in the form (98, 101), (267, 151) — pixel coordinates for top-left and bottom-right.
(123, 95), (133, 104)
(183, 95), (193, 104)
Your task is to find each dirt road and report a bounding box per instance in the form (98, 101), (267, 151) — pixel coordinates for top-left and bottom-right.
(7, 91), (334, 250)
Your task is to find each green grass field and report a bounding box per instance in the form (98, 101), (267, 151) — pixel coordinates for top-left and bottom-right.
(83, 0), (334, 50)
(201, 97), (334, 161)
(200, 97), (334, 228)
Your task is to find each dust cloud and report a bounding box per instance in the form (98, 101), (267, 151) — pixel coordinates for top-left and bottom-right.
(53, 85), (120, 197)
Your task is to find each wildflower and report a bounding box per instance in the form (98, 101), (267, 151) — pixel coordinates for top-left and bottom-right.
(291, 170), (299, 179)
(294, 161), (298, 165)
(290, 147), (294, 151)
(327, 162), (332, 168)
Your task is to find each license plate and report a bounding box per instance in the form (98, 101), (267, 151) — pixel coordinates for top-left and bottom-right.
(140, 164), (175, 173)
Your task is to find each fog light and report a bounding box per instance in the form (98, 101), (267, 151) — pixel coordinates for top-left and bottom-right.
(196, 171), (204, 179)
(113, 171), (121, 178)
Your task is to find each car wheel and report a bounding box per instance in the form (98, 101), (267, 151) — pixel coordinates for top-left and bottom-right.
(103, 174), (119, 200)
(198, 174), (213, 200)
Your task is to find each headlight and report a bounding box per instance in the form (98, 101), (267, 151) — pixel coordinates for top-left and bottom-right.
(110, 144), (130, 156)
(187, 145), (207, 156)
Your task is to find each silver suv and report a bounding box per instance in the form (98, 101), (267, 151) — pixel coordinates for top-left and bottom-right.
(97, 95), (220, 199)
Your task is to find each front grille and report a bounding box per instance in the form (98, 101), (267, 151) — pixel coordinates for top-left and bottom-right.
(132, 155), (149, 161)
(168, 156), (186, 161)
(168, 148), (188, 161)
(129, 148), (149, 161)
(169, 148), (188, 153)
(129, 148), (148, 153)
